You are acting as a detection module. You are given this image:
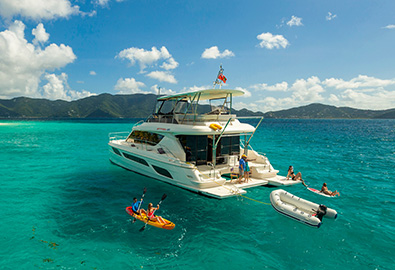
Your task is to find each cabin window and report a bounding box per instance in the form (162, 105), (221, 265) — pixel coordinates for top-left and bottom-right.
(112, 147), (122, 156)
(220, 135), (240, 156)
(122, 152), (149, 166)
(152, 165), (173, 179)
(177, 135), (208, 165)
(126, 130), (164, 146)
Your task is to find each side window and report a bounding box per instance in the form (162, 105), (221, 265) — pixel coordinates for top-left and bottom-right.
(127, 131), (164, 146)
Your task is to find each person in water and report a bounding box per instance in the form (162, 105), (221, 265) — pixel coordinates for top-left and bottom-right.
(147, 203), (166, 224)
(321, 183), (340, 196)
(238, 154), (247, 183)
(286, 165), (308, 187)
(132, 197), (146, 215)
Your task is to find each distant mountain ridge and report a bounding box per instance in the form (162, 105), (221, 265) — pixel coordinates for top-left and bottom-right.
(0, 94), (394, 119)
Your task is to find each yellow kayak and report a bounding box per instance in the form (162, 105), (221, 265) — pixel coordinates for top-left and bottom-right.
(126, 207), (175, 230)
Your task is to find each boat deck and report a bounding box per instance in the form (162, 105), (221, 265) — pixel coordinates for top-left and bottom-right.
(198, 177), (269, 199)
(265, 175), (303, 186)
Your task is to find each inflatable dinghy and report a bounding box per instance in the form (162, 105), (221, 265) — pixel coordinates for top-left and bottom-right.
(270, 189), (337, 228)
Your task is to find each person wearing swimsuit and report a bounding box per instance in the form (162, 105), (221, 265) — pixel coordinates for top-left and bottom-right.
(147, 203), (166, 224)
(321, 183), (340, 196)
(286, 165), (308, 187)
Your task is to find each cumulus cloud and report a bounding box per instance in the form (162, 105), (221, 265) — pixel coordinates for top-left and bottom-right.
(326, 12), (337, 21)
(146, 71), (177, 84)
(0, 20), (83, 100)
(89, 71), (96, 76)
(338, 89), (395, 109)
(257, 32), (289, 49)
(114, 77), (147, 94)
(0, 0), (81, 20)
(94, 0), (124, 7)
(253, 75), (395, 112)
(256, 77), (326, 112)
(32, 23), (49, 46)
(323, 75), (395, 89)
(232, 101), (260, 112)
(179, 85), (211, 93)
(117, 46), (178, 72)
(383, 24), (395, 29)
(287, 16), (303, 27)
(251, 82), (288, 92)
(150, 84), (176, 96)
(235, 87), (251, 98)
(42, 73), (94, 100)
(201, 46), (235, 59)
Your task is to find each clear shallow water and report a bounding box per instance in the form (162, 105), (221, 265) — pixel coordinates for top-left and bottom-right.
(0, 119), (394, 269)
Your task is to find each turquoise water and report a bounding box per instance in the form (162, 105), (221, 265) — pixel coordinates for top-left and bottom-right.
(0, 119), (394, 269)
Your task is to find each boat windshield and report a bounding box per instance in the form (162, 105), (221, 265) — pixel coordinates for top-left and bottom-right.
(148, 89), (241, 124)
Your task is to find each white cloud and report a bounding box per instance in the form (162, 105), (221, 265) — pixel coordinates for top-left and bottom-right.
(94, 0), (124, 6)
(117, 46), (178, 72)
(323, 75), (395, 89)
(290, 76), (325, 102)
(256, 76), (325, 112)
(150, 84), (176, 96)
(257, 32), (289, 49)
(32, 23), (49, 46)
(383, 24), (395, 29)
(326, 12), (337, 21)
(0, 0), (81, 20)
(0, 20), (77, 99)
(41, 73), (94, 100)
(251, 82), (288, 92)
(287, 16), (303, 27)
(253, 75), (395, 112)
(201, 46), (235, 59)
(146, 71), (177, 84)
(42, 73), (68, 100)
(235, 87), (251, 98)
(338, 89), (395, 109)
(89, 71), (96, 76)
(160, 57), (179, 70)
(114, 77), (147, 94)
(180, 85), (211, 93)
(232, 101), (260, 112)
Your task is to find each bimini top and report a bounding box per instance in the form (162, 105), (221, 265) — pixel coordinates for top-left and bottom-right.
(157, 89), (245, 102)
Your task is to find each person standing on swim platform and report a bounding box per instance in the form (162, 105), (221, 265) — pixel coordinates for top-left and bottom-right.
(238, 154), (247, 183)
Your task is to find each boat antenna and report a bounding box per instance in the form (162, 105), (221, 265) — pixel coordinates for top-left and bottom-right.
(213, 65), (226, 89)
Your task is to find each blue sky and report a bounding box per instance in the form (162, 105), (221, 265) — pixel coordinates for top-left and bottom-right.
(0, 0), (394, 112)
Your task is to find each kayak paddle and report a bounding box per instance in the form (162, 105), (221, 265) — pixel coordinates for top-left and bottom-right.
(139, 193), (167, 232)
(133, 187), (146, 223)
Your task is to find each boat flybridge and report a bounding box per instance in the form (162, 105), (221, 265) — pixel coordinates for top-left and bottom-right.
(108, 88), (301, 199)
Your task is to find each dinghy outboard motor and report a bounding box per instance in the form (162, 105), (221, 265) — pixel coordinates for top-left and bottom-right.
(316, 204), (327, 221)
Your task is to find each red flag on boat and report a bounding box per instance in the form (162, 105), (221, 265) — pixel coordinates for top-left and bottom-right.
(218, 74), (227, 83)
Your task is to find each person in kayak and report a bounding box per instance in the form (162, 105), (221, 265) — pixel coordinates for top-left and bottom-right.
(147, 203), (166, 224)
(286, 166), (308, 187)
(321, 183), (340, 196)
(132, 197), (146, 215)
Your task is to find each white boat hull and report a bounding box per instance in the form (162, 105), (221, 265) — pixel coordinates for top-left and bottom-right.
(270, 189), (337, 228)
(109, 142), (269, 198)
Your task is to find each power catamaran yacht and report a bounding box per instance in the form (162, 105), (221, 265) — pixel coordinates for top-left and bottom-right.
(108, 70), (301, 198)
